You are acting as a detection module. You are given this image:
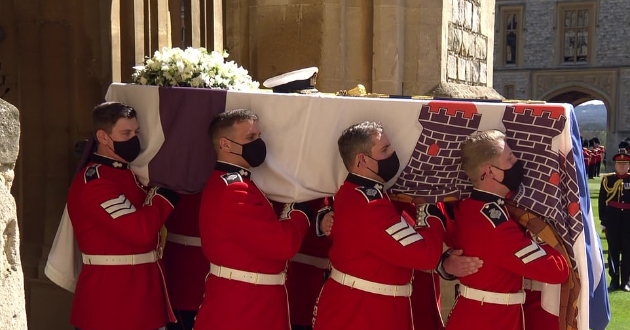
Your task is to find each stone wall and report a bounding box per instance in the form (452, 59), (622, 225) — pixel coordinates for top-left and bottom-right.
(0, 98), (26, 330)
(492, 70), (529, 99)
(493, 0), (630, 173)
(617, 69), (630, 133)
(447, 0), (488, 86)
(227, 0), (499, 97)
(521, 1), (555, 68)
(596, 0), (630, 67)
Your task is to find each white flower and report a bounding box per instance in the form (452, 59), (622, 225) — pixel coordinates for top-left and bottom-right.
(132, 47), (259, 90)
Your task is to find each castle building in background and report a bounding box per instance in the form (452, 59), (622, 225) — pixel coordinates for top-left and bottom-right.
(493, 0), (630, 168)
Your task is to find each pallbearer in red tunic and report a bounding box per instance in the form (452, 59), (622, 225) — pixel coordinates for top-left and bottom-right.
(163, 192), (206, 330)
(271, 199), (333, 330)
(68, 102), (179, 330)
(445, 130), (569, 330)
(196, 109), (311, 330)
(392, 201), (483, 330)
(313, 122), (446, 330)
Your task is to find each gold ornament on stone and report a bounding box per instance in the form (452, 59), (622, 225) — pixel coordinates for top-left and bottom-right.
(336, 84), (388, 98)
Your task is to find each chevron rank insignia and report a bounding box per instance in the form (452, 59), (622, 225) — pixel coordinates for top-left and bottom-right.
(101, 194), (136, 219)
(221, 172), (243, 185)
(515, 240), (547, 264)
(355, 186), (383, 202)
(385, 216), (423, 246)
(481, 202), (508, 227)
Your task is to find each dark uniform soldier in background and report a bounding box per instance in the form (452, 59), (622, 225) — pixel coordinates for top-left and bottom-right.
(599, 149), (630, 291)
(67, 102), (179, 330)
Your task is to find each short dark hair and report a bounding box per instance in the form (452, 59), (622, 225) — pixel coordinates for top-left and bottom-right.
(208, 109), (259, 149)
(92, 102), (136, 135)
(337, 121), (383, 171)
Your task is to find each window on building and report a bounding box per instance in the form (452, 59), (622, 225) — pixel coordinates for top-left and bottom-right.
(560, 3), (596, 64)
(504, 85), (515, 99)
(505, 13), (518, 65)
(499, 7), (523, 66)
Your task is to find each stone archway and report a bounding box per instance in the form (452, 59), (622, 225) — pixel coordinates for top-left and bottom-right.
(540, 84), (613, 132)
(540, 84), (614, 172)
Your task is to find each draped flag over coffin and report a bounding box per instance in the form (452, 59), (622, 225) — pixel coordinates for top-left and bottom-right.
(48, 83), (603, 330)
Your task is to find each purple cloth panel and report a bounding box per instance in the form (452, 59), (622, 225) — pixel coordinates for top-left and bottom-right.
(150, 87), (227, 193)
(75, 138), (96, 176)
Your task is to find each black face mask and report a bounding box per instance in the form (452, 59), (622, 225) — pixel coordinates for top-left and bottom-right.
(228, 138), (267, 168)
(366, 151), (400, 182)
(491, 160), (524, 192)
(109, 135), (141, 163)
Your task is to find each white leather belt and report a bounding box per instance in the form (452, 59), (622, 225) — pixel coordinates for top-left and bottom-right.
(166, 232), (202, 247)
(82, 250), (159, 266)
(523, 279), (544, 291)
(291, 253), (330, 270)
(209, 264), (286, 285)
(458, 284), (525, 305)
(329, 266), (412, 297)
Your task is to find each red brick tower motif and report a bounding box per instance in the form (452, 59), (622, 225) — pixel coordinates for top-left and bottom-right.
(503, 104), (582, 267)
(389, 101), (482, 202)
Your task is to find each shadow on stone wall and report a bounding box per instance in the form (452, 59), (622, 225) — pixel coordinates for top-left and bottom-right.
(0, 61), (10, 99)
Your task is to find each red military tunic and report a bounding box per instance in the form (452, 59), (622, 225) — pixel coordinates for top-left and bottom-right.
(392, 200), (446, 330)
(272, 199), (332, 327)
(523, 285), (559, 330)
(195, 161), (310, 330)
(583, 147), (591, 168)
(445, 189), (569, 330)
(163, 192), (207, 311)
(313, 174), (445, 330)
(67, 154), (178, 330)
(595, 147), (603, 163)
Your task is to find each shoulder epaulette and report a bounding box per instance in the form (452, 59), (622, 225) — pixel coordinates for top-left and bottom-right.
(480, 202), (508, 228)
(84, 164), (101, 183)
(601, 174), (613, 187)
(355, 186), (383, 202)
(221, 172), (243, 185)
(416, 203), (446, 228)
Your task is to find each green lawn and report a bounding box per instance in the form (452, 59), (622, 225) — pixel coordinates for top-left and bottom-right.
(587, 175), (630, 330)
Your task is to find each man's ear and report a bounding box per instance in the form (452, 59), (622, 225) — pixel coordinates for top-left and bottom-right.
(95, 129), (109, 145)
(219, 137), (230, 151)
(355, 153), (364, 168)
(480, 164), (491, 180)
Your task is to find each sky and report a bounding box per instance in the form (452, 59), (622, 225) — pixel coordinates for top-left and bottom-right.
(577, 100), (604, 107)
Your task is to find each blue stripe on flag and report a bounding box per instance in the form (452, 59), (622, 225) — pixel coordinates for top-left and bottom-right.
(569, 104), (610, 330)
